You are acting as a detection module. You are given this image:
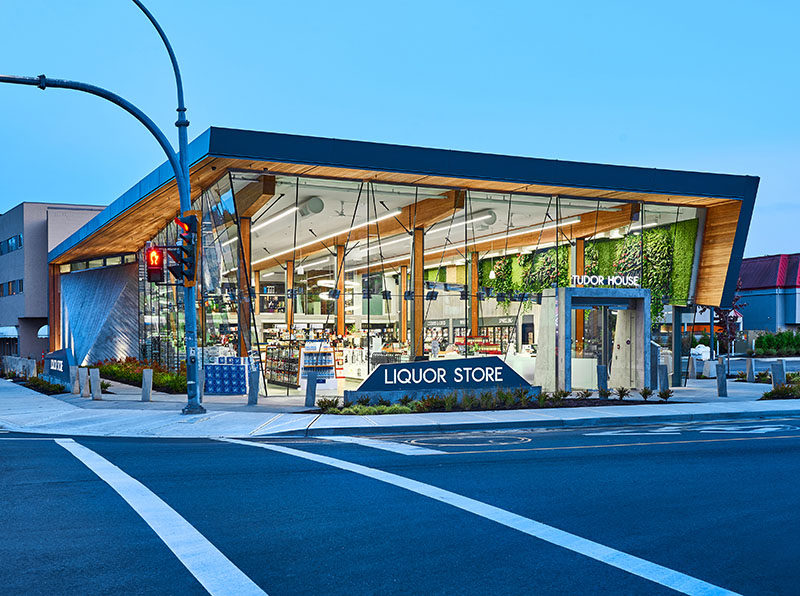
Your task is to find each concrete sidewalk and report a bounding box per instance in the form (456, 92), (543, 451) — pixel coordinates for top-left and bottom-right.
(2, 378), (799, 439)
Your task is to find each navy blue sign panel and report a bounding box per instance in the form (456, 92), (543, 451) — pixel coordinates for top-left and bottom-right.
(358, 356), (530, 392)
(43, 349), (74, 385)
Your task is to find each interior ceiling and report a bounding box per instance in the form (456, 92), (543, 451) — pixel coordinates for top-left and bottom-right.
(52, 155), (733, 265)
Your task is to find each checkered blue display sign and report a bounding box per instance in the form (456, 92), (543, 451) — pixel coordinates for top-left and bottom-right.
(204, 357), (249, 395)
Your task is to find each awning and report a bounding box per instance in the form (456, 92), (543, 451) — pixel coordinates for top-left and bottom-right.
(0, 326), (19, 338)
(37, 325), (49, 339)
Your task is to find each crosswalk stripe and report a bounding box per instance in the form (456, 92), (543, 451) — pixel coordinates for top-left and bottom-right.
(220, 437), (739, 596)
(322, 435), (445, 455)
(56, 438), (267, 596)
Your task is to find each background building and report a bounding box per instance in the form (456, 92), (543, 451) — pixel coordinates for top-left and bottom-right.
(0, 202), (104, 358)
(737, 253), (800, 332)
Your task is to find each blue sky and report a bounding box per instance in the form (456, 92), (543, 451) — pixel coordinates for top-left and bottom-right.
(1, 1), (797, 256)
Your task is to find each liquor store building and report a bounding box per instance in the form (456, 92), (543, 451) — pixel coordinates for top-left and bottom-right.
(47, 128), (758, 393)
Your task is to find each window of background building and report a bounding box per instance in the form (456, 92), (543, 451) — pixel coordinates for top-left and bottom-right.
(17, 279), (23, 293)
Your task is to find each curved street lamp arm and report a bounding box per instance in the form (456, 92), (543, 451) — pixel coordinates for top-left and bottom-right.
(130, 0), (186, 113)
(0, 73), (187, 203)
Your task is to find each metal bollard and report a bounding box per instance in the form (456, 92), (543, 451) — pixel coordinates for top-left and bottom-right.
(658, 364), (669, 392)
(89, 368), (102, 400)
(771, 360), (786, 387)
(141, 369), (153, 402)
(716, 363), (727, 397)
(79, 368), (90, 397)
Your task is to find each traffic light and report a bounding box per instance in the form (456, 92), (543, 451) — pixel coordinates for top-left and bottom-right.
(146, 247), (164, 283)
(168, 211), (200, 287)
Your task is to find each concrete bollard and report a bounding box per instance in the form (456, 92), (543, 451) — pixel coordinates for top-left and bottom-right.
(70, 366), (80, 394)
(687, 356), (696, 380)
(304, 369), (319, 408)
(79, 368), (90, 397)
(650, 343), (660, 391)
(247, 369), (259, 406)
(89, 368), (101, 400)
(716, 363), (727, 397)
(141, 369), (153, 402)
(658, 364), (669, 392)
(596, 365), (608, 397)
(702, 360), (716, 378)
(746, 357), (755, 383)
(771, 360), (786, 387)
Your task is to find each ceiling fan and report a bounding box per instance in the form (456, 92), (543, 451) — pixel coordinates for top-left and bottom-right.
(335, 200), (347, 217)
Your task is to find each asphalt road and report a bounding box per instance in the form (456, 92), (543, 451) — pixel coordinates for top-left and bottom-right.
(2, 418), (800, 595)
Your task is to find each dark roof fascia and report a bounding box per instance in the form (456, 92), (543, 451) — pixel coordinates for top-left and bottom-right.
(49, 126), (760, 265)
(207, 127), (759, 201)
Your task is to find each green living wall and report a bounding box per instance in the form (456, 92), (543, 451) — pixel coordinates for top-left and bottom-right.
(584, 220), (697, 322)
(476, 220), (698, 324)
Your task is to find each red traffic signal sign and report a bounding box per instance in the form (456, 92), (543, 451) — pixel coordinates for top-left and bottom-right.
(168, 211), (200, 287)
(146, 247), (164, 283)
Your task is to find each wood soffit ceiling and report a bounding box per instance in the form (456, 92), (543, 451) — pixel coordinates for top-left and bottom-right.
(53, 155), (741, 264)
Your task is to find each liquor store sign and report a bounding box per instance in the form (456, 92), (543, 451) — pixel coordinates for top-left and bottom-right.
(358, 356), (530, 392)
(571, 274), (640, 287)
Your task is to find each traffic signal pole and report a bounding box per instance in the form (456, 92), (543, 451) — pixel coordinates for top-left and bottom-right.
(0, 1), (205, 413)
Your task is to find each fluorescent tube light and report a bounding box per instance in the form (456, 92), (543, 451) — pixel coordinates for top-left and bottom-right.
(252, 206), (298, 234)
(251, 209), (402, 266)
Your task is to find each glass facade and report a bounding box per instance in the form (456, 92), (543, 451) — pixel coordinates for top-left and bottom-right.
(126, 169), (702, 394)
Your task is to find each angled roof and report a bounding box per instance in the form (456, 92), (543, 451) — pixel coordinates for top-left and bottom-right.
(48, 126), (760, 306)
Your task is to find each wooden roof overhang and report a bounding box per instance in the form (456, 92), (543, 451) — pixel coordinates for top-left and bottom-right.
(49, 128), (759, 306)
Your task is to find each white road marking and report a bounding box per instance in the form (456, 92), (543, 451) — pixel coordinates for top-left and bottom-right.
(55, 439), (267, 596)
(587, 423), (800, 437)
(220, 438), (739, 596)
(323, 435), (445, 455)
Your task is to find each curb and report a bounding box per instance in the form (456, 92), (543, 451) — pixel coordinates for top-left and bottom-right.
(262, 408), (800, 438)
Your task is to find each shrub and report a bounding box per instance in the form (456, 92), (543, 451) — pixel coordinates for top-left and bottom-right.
(755, 371), (772, 384)
(754, 348), (765, 357)
(100, 380), (111, 392)
(94, 357), (187, 394)
(745, 348), (754, 357)
(444, 391), (458, 411)
(598, 388), (612, 399)
(658, 388), (673, 401)
(639, 387), (653, 401)
(479, 390), (496, 410)
(513, 386), (531, 407)
(577, 389), (593, 399)
(766, 348), (778, 357)
(550, 389), (570, 405)
(356, 396), (372, 406)
(376, 397), (391, 407)
(398, 395), (412, 406)
(615, 387), (630, 399)
(342, 398), (354, 408)
(462, 392), (477, 410)
(497, 388), (516, 408)
(317, 397), (339, 411)
(23, 377), (66, 395)
(537, 391), (548, 407)
(379, 405), (413, 414)
(735, 371), (747, 382)
(761, 383), (800, 400)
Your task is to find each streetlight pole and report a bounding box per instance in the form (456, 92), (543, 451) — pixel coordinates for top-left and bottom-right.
(132, 0), (201, 414)
(0, 1), (205, 414)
